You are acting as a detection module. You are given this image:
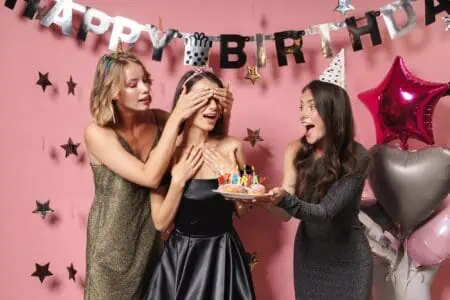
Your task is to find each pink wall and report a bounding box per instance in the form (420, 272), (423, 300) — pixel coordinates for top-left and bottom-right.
(0, 0), (449, 299)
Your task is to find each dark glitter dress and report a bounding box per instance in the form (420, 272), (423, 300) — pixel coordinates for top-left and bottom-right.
(84, 111), (164, 300)
(277, 144), (373, 300)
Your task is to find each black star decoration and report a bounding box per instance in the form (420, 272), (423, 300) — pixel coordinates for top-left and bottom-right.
(31, 263), (53, 283)
(36, 72), (52, 92)
(32, 200), (54, 219)
(67, 263), (77, 282)
(61, 138), (81, 157)
(244, 128), (264, 147)
(67, 76), (77, 96)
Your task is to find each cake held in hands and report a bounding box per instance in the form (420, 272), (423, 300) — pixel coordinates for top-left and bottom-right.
(216, 165), (266, 196)
(249, 184), (266, 195)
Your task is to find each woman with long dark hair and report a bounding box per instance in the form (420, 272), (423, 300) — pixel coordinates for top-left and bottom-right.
(255, 80), (373, 300)
(144, 70), (255, 300)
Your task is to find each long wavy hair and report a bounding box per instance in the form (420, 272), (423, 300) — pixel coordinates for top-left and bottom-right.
(89, 53), (150, 126)
(295, 80), (361, 203)
(172, 71), (226, 136)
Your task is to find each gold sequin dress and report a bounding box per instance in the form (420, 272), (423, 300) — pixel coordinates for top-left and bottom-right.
(84, 112), (163, 300)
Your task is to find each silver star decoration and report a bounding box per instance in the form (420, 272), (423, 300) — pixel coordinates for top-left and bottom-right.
(334, 0), (355, 16)
(443, 16), (450, 31)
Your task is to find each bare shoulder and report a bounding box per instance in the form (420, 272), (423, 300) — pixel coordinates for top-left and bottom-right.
(215, 136), (242, 150)
(285, 139), (301, 158)
(84, 122), (115, 146)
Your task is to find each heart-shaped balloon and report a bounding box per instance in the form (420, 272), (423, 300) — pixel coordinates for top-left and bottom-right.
(407, 198), (450, 267)
(368, 145), (450, 237)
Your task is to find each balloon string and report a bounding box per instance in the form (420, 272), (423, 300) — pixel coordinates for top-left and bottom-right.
(400, 138), (409, 150)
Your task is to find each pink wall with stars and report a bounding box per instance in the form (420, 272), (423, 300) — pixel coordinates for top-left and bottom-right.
(0, 0), (449, 299)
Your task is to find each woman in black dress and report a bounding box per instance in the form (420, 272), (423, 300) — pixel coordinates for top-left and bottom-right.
(145, 70), (255, 300)
(255, 80), (373, 300)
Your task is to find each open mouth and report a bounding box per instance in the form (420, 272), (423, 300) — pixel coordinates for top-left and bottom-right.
(304, 124), (315, 131)
(138, 96), (151, 102)
(203, 112), (218, 120)
(304, 123), (315, 136)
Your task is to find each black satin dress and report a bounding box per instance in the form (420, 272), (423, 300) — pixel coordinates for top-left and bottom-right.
(145, 179), (255, 300)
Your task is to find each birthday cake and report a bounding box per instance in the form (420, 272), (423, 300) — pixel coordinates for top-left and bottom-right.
(217, 166), (266, 195)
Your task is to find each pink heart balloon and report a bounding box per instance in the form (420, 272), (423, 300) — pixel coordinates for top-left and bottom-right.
(407, 198), (450, 267)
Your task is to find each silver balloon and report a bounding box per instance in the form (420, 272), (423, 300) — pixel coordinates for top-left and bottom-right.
(40, 0), (74, 36)
(83, 8), (111, 35)
(108, 16), (143, 51)
(255, 34), (266, 68)
(368, 145), (450, 236)
(381, 0), (417, 39)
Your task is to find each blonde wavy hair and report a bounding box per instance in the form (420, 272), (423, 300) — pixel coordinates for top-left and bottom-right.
(90, 53), (150, 126)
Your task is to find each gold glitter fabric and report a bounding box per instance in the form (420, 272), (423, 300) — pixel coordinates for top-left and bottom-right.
(84, 114), (163, 300)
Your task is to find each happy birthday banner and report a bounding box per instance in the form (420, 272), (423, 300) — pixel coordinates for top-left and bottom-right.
(5, 0), (450, 68)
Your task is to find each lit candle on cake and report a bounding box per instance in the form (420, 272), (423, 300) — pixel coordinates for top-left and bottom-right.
(231, 166), (240, 184)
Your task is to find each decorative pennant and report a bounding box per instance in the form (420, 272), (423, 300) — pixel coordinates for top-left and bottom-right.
(443, 15), (450, 30)
(220, 34), (248, 68)
(345, 11), (382, 51)
(35, 5), (49, 21)
(40, 0), (74, 36)
(425, 0), (450, 25)
(66, 76), (77, 95)
(76, 6), (90, 41)
(255, 34), (266, 68)
(305, 22), (347, 58)
(244, 128), (264, 147)
(380, 0), (417, 39)
(146, 25), (178, 61)
(307, 24), (332, 58)
(334, 0), (355, 16)
(183, 32), (212, 66)
(3, 0), (449, 73)
(245, 66), (261, 85)
(36, 72), (52, 92)
(274, 31), (305, 66)
(5, 0), (40, 19)
(32, 200), (55, 219)
(108, 16), (142, 51)
(77, 7), (111, 41)
(31, 263), (53, 283)
(67, 263), (77, 282)
(61, 138), (81, 157)
(284, 38), (302, 55)
(319, 49), (346, 89)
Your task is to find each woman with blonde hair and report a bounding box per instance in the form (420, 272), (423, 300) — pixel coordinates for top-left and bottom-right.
(83, 52), (234, 300)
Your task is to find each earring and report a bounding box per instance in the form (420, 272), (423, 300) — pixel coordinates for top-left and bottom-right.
(110, 104), (117, 124)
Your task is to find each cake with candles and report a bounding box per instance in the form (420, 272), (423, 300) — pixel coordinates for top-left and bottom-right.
(216, 165), (266, 196)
